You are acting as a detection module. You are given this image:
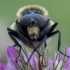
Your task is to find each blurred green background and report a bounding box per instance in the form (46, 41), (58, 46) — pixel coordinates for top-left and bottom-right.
(0, 0), (70, 63)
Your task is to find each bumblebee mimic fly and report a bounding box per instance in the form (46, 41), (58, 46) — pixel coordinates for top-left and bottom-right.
(7, 5), (69, 64)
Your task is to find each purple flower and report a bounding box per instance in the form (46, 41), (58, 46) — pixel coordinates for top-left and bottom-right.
(64, 47), (70, 70)
(26, 52), (39, 70)
(6, 46), (20, 70)
(0, 46), (70, 70)
(6, 46), (39, 70)
(48, 57), (53, 70)
(0, 62), (5, 70)
(6, 46), (18, 61)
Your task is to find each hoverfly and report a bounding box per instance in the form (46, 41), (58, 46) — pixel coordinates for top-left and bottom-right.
(7, 5), (69, 64)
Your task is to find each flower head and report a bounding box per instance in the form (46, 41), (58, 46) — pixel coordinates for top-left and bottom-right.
(0, 46), (70, 70)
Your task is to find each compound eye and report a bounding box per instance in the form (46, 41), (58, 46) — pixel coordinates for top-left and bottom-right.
(20, 15), (31, 30)
(33, 14), (48, 30)
(20, 14), (49, 31)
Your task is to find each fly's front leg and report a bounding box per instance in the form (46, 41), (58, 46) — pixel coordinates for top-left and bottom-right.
(7, 28), (42, 62)
(26, 36), (47, 64)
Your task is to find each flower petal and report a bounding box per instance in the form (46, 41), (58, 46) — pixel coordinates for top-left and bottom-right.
(27, 52), (39, 70)
(66, 47), (70, 56)
(0, 62), (5, 70)
(64, 47), (70, 70)
(5, 62), (17, 70)
(64, 59), (70, 70)
(6, 46), (18, 61)
(54, 52), (58, 61)
(48, 57), (53, 70)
